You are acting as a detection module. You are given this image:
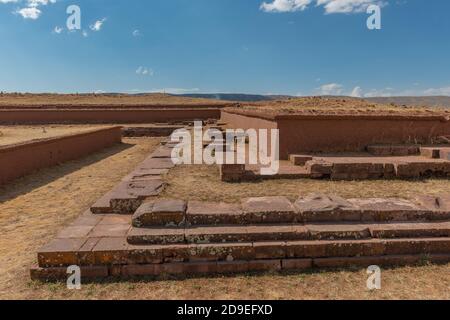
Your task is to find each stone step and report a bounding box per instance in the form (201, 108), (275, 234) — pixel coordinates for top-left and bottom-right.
(37, 237), (450, 268)
(132, 195), (450, 227)
(127, 221), (450, 245)
(30, 253), (450, 280)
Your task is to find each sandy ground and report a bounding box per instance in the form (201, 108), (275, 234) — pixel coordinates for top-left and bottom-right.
(0, 138), (448, 300)
(0, 125), (110, 146)
(161, 165), (450, 202)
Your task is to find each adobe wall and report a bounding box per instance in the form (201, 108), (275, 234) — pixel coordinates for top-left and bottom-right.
(0, 108), (221, 124)
(0, 127), (122, 185)
(223, 110), (450, 159)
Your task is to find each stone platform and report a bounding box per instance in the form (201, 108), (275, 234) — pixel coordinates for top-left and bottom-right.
(31, 192), (450, 281)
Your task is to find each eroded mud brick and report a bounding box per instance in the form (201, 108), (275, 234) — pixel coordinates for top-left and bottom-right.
(242, 196), (296, 223)
(38, 238), (87, 267)
(127, 227), (185, 245)
(347, 198), (424, 222)
(290, 155), (314, 166)
(253, 241), (286, 259)
(370, 222), (450, 238)
(306, 223), (371, 240)
(186, 201), (244, 225)
(193, 243), (255, 262)
(281, 258), (313, 270)
(295, 193), (360, 222)
(92, 237), (129, 265)
(132, 199), (186, 227)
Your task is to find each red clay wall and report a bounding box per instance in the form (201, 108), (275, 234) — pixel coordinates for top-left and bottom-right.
(0, 127), (122, 185)
(0, 108), (221, 124)
(223, 111), (450, 159)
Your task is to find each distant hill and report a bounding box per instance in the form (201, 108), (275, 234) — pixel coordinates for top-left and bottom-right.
(365, 96), (450, 108)
(177, 93), (291, 102)
(178, 93), (450, 108)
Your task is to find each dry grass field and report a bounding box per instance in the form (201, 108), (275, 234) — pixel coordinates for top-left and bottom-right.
(0, 125), (109, 146)
(0, 137), (448, 300)
(0, 93), (224, 107)
(230, 97), (450, 116)
(161, 164), (450, 203)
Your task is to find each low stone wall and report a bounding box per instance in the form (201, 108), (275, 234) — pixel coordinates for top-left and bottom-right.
(0, 127), (122, 185)
(222, 110), (450, 159)
(0, 108), (221, 124)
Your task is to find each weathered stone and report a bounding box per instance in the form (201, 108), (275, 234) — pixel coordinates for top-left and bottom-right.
(151, 147), (173, 159)
(186, 201), (244, 225)
(306, 223), (371, 240)
(253, 242), (286, 259)
(38, 238), (86, 267)
(90, 191), (114, 214)
(110, 180), (165, 214)
(242, 196), (296, 223)
(290, 155), (313, 166)
(193, 243), (255, 262)
(281, 259), (313, 270)
(370, 222), (450, 238)
(295, 193), (360, 222)
(127, 227), (185, 245)
(347, 198), (424, 222)
(92, 237), (129, 265)
(132, 199), (186, 227)
(56, 226), (94, 239)
(220, 164), (246, 182)
(89, 224), (130, 238)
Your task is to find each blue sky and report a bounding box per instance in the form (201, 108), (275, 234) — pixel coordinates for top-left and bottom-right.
(0, 0), (449, 97)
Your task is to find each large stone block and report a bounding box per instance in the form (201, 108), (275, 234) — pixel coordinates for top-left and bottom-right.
(186, 201), (244, 225)
(295, 193), (360, 222)
(132, 199), (187, 227)
(242, 196), (296, 223)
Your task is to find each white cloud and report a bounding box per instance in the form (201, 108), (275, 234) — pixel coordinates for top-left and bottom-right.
(136, 66), (154, 76)
(423, 86), (450, 96)
(260, 0), (386, 14)
(90, 18), (106, 32)
(317, 83), (344, 95)
(8, 0), (56, 20)
(132, 29), (141, 37)
(350, 86), (362, 97)
(16, 6), (40, 19)
(53, 26), (63, 34)
(260, 0), (312, 13)
(148, 88), (200, 94)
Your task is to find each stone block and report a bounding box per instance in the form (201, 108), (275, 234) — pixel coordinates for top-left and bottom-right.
(242, 196), (296, 223)
(186, 201), (244, 225)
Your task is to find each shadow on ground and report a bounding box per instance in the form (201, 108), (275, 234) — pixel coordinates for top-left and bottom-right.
(0, 142), (134, 202)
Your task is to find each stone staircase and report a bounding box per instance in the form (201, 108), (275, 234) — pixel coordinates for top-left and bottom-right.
(31, 193), (450, 280)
